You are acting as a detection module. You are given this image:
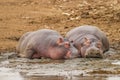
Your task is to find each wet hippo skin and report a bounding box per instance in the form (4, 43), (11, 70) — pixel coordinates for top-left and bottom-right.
(16, 29), (78, 59)
(66, 25), (109, 58)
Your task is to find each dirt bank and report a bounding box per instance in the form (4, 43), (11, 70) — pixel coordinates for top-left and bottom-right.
(0, 0), (120, 53)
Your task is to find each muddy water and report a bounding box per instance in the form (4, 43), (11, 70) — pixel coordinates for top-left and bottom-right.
(0, 70), (120, 80)
(0, 52), (120, 80)
(0, 67), (117, 80)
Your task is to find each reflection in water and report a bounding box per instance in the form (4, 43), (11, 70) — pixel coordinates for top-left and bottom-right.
(106, 76), (120, 80)
(0, 67), (24, 80)
(112, 61), (120, 65)
(0, 67), (120, 80)
(0, 66), (120, 80)
(24, 76), (64, 80)
(24, 76), (120, 80)
(24, 76), (106, 80)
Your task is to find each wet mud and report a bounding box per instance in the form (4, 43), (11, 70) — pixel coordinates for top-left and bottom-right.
(0, 51), (120, 80)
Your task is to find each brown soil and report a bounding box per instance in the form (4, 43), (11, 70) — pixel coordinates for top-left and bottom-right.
(0, 0), (120, 53)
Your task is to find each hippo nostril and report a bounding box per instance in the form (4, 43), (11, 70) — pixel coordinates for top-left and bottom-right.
(96, 53), (100, 56)
(97, 50), (101, 54)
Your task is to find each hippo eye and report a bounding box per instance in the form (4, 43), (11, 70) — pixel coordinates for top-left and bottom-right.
(81, 43), (84, 46)
(70, 40), (73, 43)
(73, 44), (76, 47)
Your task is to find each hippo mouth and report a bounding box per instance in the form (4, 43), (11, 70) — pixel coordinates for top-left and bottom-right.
(85, 49), (104, 58)
(64, 50), (72, 59)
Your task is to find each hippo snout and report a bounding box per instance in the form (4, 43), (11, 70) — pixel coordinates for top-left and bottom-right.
(70, 46), (79, 58)
(64, 50), (72, 59)
(85, 48), (104, 58)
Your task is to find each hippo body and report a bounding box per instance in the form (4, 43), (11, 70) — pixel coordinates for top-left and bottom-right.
(66, 25), (109, 58)
(16, 32), (31, 54)
(17, 29), (78, 59)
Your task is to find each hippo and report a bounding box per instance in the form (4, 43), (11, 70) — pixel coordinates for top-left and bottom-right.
(16, 29), (78, 59)
(66, 25), (109, 58)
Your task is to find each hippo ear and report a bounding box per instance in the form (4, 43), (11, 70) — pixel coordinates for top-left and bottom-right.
(70, 40), (73, 43)
(84, 37), (90, 42)
(84, 37), (90, 45)
(64, 42), (70, 48)
(57, 37), (63, 45)
(84, 37), (88, 41)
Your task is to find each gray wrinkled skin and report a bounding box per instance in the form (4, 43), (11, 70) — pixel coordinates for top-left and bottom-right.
(66, 25), (109, 58)
(16, 29), (78, 59)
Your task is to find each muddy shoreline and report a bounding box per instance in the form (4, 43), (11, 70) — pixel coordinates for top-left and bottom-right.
(0, 52), (120, 80)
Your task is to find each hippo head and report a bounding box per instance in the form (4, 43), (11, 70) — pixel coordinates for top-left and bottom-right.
(80, 37), (104, 58)
(63, 38), (79, 58)
(49, 38), (79, 59)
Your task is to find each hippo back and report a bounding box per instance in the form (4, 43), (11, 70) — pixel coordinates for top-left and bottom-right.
(16, 32), (31, 53)
(17, 29), (62, 57)
(66, 25), (109, 52)
(30, 29), (62, 52)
